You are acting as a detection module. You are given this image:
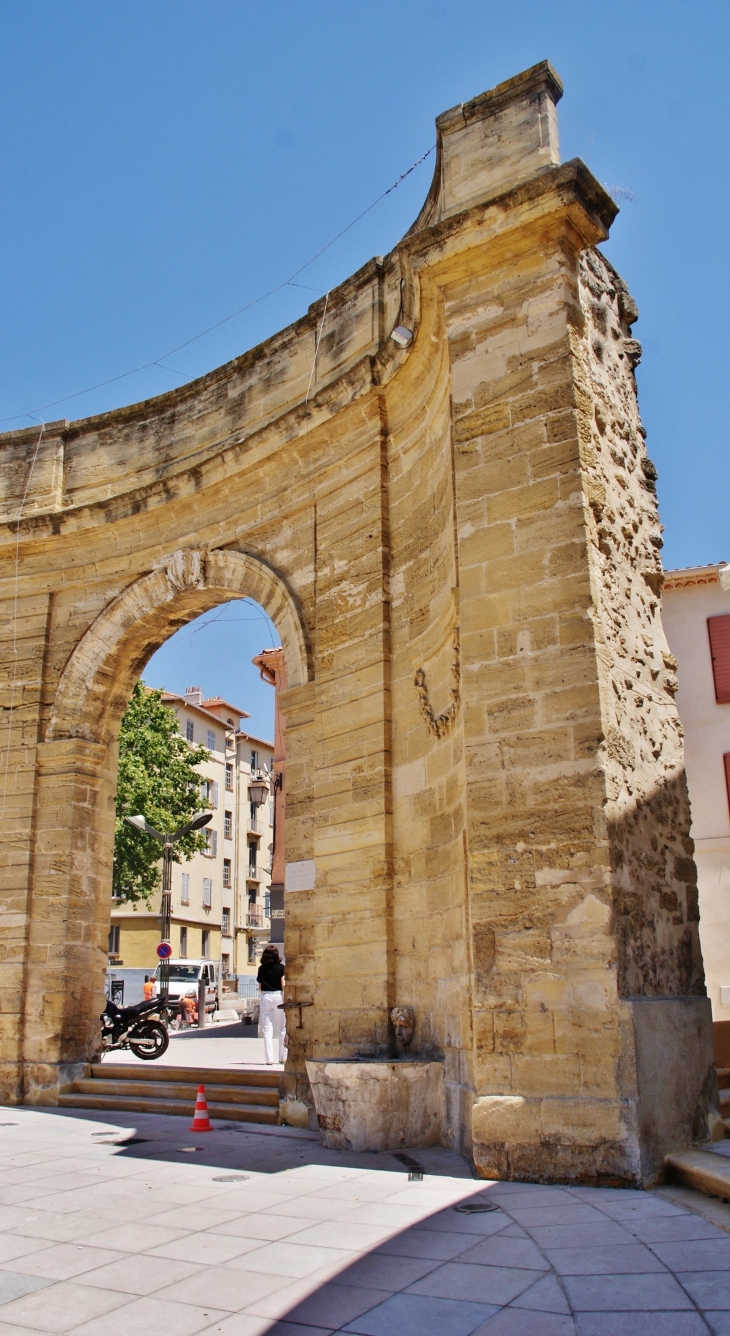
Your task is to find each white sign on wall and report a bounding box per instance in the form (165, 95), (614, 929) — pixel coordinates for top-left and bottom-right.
(285, 860), (316, 892)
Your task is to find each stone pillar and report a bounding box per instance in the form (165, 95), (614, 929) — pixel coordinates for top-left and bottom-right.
(0, 588), (52, 1104)
(280, 399), (394, 1128)
(19, 738), (112, 1102)
(431, 73), (719, 1180)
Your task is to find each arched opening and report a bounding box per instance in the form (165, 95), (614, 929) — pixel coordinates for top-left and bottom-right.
(106, 597), (281, 1034)
(22, 547), (309, 1098)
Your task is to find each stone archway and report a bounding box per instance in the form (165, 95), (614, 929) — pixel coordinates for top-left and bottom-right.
(48, 547), (311, 744)
(0, 61), (718, 1181)
(21, 547), (309, 1103)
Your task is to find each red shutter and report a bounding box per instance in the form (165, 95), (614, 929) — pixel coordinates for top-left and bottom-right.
(708, 616), (730, 703)
(725, 755), (730, 819)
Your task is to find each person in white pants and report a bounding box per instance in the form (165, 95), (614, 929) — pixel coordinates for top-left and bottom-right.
(257, 944), (287, 1065)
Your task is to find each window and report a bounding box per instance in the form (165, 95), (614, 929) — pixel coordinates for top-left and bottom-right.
(204, 829), (217, 857)
(179, 926), (188, 957)
(250, 750), (258, 771)
(248, 843), (256, 876)
(225, 763), (233, 791)
(186, 719), (194, 742)
(224, 810), (232, 839)
(264, 892), (270, 919)
(202, 877), (212, 908)
(248, 936), (256, 963)
(708, 616), (730, 703)
(207, 729), (216, 751)
(181, 872), (190, 905)
(222, 953), (230, 977)
(202, 930), (210, 959)
(223, 858), (232, 888)
(222, 907), (231, 936)
(269, 800), (275, 826)
(108, 924), (120, 956)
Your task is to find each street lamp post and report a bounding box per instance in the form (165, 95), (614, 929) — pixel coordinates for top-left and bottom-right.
(124, 811), (212, 1000)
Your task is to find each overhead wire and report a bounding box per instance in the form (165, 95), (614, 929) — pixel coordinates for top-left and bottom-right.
(0, 146), (435, 429)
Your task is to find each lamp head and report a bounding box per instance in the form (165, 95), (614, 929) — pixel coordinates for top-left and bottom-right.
(248, 779), (268, 806)
(188, 811), (213, 832)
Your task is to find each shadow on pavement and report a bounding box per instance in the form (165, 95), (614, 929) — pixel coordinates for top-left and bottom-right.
(43, 1105), (475, 1178)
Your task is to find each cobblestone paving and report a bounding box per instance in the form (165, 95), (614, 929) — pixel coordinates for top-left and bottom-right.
(0, 1109), (729, 1334)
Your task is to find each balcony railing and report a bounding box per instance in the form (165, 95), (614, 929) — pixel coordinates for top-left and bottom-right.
(248, 816), (260, 833)
(246, 908), (265, 928)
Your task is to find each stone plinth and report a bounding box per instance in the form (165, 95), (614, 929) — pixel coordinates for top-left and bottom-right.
(306, 1058), (444, 1151)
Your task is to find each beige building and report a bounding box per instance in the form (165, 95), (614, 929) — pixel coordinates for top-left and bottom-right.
(663, 564), (730, 1018)
(109, 685), (274, 977)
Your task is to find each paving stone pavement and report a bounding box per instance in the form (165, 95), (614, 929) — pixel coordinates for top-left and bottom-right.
(1, 1108), (730, 1334)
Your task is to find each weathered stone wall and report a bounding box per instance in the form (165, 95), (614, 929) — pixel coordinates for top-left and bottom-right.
(0, 60), (717, 1180)
(575, 248), (704, 999)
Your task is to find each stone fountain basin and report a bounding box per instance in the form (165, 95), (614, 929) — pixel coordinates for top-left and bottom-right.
(305, 1056), (443, 1152)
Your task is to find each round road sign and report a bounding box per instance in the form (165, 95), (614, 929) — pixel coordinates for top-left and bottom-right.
(156, 941), (172, 960)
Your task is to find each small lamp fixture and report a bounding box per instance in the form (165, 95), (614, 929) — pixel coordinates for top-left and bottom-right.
(248, 778), (269, 807)
(391, 325), (413, 349)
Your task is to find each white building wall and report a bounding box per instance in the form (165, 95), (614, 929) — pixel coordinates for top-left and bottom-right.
(663, 567), (730, 1017)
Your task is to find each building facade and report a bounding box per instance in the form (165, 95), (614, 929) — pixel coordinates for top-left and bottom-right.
(663, 564), (730, 1018)
(109, 685), (274, 978)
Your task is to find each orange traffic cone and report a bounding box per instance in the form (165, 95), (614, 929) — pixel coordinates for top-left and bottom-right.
(189, 1084), (213, 1132)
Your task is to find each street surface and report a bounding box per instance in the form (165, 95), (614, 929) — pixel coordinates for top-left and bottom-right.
(1, 1107), (730, 1333)
(103, 1019), (285, 1071)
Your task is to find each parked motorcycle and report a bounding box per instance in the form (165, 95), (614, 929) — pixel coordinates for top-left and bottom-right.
(100, 996), (170, 1060)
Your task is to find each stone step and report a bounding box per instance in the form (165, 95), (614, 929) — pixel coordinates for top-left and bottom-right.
(71, 1078), (278, 1107)
(90, 1063), (279, 1088)
(665, 1148), (730, 1201)
(57, 1091), (279, 1123)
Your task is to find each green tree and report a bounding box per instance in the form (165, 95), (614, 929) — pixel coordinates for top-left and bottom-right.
(113, 680), (210, 902)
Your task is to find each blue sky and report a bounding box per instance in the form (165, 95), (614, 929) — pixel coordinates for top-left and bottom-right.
(2, 2), (727, 734)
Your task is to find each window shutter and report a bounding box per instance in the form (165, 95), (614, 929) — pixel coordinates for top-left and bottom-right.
(211, 830), (218, 856)
(203, 877), (212, 907)
(212, 782), (219, 808)
(708, 616), (730, 704)
(181, 873), (190, 904)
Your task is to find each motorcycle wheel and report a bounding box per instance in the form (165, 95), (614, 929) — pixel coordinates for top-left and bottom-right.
(129, 1021), (169, 1060)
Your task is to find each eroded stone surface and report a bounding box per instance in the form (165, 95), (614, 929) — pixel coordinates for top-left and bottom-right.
(306, 1059), (443, 1151)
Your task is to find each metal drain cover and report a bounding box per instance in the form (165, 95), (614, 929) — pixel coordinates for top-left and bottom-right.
(454, 1201), (500, 1214)
(212, 1174), (251, 1182)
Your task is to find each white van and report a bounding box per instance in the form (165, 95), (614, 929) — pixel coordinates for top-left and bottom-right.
(153, 959), (219, 1014)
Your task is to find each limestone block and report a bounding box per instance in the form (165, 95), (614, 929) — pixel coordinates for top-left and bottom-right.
(306, 1058), (443, 1151)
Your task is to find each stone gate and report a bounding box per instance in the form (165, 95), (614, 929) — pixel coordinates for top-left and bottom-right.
(0, 61), (718, 1183)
